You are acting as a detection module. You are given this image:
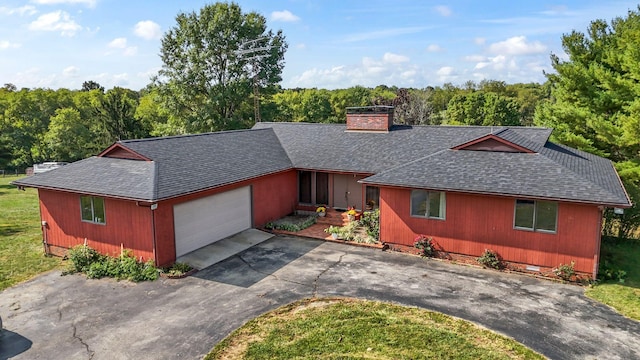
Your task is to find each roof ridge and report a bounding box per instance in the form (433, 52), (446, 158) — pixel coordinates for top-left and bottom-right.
(120, 127), (272, 143)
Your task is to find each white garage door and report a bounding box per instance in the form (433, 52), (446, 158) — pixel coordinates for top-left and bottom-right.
(173, 186), (252, 257)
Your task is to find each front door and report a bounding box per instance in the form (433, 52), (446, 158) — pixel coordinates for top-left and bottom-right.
(333, 174), (364, 210)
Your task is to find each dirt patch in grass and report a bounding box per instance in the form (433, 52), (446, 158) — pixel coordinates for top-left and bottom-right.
(206, 298), (544, 360)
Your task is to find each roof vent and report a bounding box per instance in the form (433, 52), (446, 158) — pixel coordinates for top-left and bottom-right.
(346, 106), (394, 132)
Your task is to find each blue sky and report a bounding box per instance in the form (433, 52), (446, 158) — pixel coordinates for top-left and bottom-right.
(0, 0), (637, 90)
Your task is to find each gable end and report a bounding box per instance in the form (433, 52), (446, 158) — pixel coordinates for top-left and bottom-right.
(99, 143), (151, 161)
(452, 134), (535, 153)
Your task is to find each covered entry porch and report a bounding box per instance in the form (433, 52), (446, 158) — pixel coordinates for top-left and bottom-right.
(297, 170), (380, 211)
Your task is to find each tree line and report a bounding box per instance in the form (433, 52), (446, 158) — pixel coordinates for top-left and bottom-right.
(0, 80), (549, 170)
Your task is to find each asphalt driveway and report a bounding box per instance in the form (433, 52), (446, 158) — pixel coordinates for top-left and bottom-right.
(1, 235), (639, 360)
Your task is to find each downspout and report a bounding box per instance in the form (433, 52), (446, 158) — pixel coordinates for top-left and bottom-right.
(41, 220), (50, 255)
(37, 190), (50, 256)
(151, 203), (158, 266)
(594, 207), (604, 279)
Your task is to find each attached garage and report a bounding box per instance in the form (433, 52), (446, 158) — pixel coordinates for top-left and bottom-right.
(173, 186), (252, 257)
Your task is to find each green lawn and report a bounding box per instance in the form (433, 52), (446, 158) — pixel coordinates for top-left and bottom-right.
(0, 175), (61, 291)
(207, 298), (544, 360)
(586, 237), (640, 320)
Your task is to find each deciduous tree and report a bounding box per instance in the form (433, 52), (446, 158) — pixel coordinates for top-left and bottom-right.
(157, 2), (287, 133)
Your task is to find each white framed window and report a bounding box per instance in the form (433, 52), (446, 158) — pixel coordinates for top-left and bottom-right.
(514, 199), (557, 233)
(81, 196), (106, 224)
(410, 190), (446, 219)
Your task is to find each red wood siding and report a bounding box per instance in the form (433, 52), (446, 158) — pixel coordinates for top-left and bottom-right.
(38, 189), (154, 261)
(379, 187), (602, 274)
(153, 169), (298, 266)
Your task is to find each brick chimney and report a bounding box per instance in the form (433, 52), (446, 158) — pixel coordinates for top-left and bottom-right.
(346, 106), (394, 132)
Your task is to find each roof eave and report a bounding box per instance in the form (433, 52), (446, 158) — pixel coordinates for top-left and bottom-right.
(10, 182), (156, 203)
(359, 179), (631, 207)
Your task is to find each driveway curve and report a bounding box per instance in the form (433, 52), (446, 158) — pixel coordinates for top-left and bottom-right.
(1, 235), (639, 359)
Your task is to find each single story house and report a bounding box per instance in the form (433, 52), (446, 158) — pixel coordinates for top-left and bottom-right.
(13, 106), (631, 278)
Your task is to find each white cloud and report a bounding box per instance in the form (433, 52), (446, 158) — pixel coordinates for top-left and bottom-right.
(382, 52), (409, 64)
(123, 47), (137, 56)
(31, 0), (96, 7)
(436, 66), (454, 76)
(464, 55), (486, 62)
(0, 5), (37, 16)
(134, 20), (161, 40)
(62, 66), (78, 77)
(540, 5), (569, 16)
(92, 72), (130, 87)
(295, 43), (306, 49)
(427, 44), (443, 52)
(289, 53), (421, 89)
(436, 66), (458, 82)
(0, 41), (21, 50)
(474, 37), (486, 45)
(343, 26), (430, 42)
(106, 37), (137, 56)
(487, 36), (546, 55)
(434, 5), (452, 17)
(108, 37), (127, 48)
(137, 67), (161, 80)
(271, 10), (300, 22)
(28, 11), (81, 36)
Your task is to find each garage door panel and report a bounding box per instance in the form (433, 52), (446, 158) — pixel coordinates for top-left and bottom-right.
(174, 186), (251, 257)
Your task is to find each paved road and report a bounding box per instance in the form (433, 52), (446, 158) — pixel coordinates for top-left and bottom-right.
(1, 236), (639, 359)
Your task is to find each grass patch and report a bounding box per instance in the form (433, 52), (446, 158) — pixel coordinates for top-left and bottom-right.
(586, 237), (640, 320)
(0, 176), (62, 291)
(265, 214), (317, 232)
(206, 298), (544, 360)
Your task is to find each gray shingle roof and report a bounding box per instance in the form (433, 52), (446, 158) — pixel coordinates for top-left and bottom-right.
(120, 128), (292, 199)
(13, 157), (156, 200)
(255, 122), (629, 206)
(253, 123), (493, 173)
(362, 148), (628, 205)
(14, 122), (630, 206)
(14, 128), (293, 201)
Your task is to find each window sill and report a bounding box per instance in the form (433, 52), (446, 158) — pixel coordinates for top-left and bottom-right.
(411, 215), (445, 221)
(514, 227), (556, 234)
(81, 220), (106, 226)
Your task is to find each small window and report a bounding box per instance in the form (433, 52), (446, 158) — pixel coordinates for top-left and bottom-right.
(410, 190), (445, 219)
(366, 186), (380, 209)
(514, 199), (557, 232)
(81, 196), (106, 224)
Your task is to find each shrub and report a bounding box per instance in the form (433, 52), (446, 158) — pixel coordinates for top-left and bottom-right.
(598, 259), (628, 283)
(477, 249), (504, 270)
(163, 262), (194, 277)
(553, 261), (575, 281)
(64, 244), (158, 282)
(414, 235), (435, 257)
(324, 222), (359, 241)
(265, 215), (317, 232)
(360, 209), (380, 239)
(67, 244), (102, 273)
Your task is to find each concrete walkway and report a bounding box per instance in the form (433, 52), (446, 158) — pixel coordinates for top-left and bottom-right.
(176, 228), (274, 269)
(1, 235), (639, 360)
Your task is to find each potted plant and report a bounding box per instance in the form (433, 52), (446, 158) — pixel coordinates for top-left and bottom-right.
(316, 206), (327, 217)
(324, 225), (341, 240)
(345, 207), (357, 221)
